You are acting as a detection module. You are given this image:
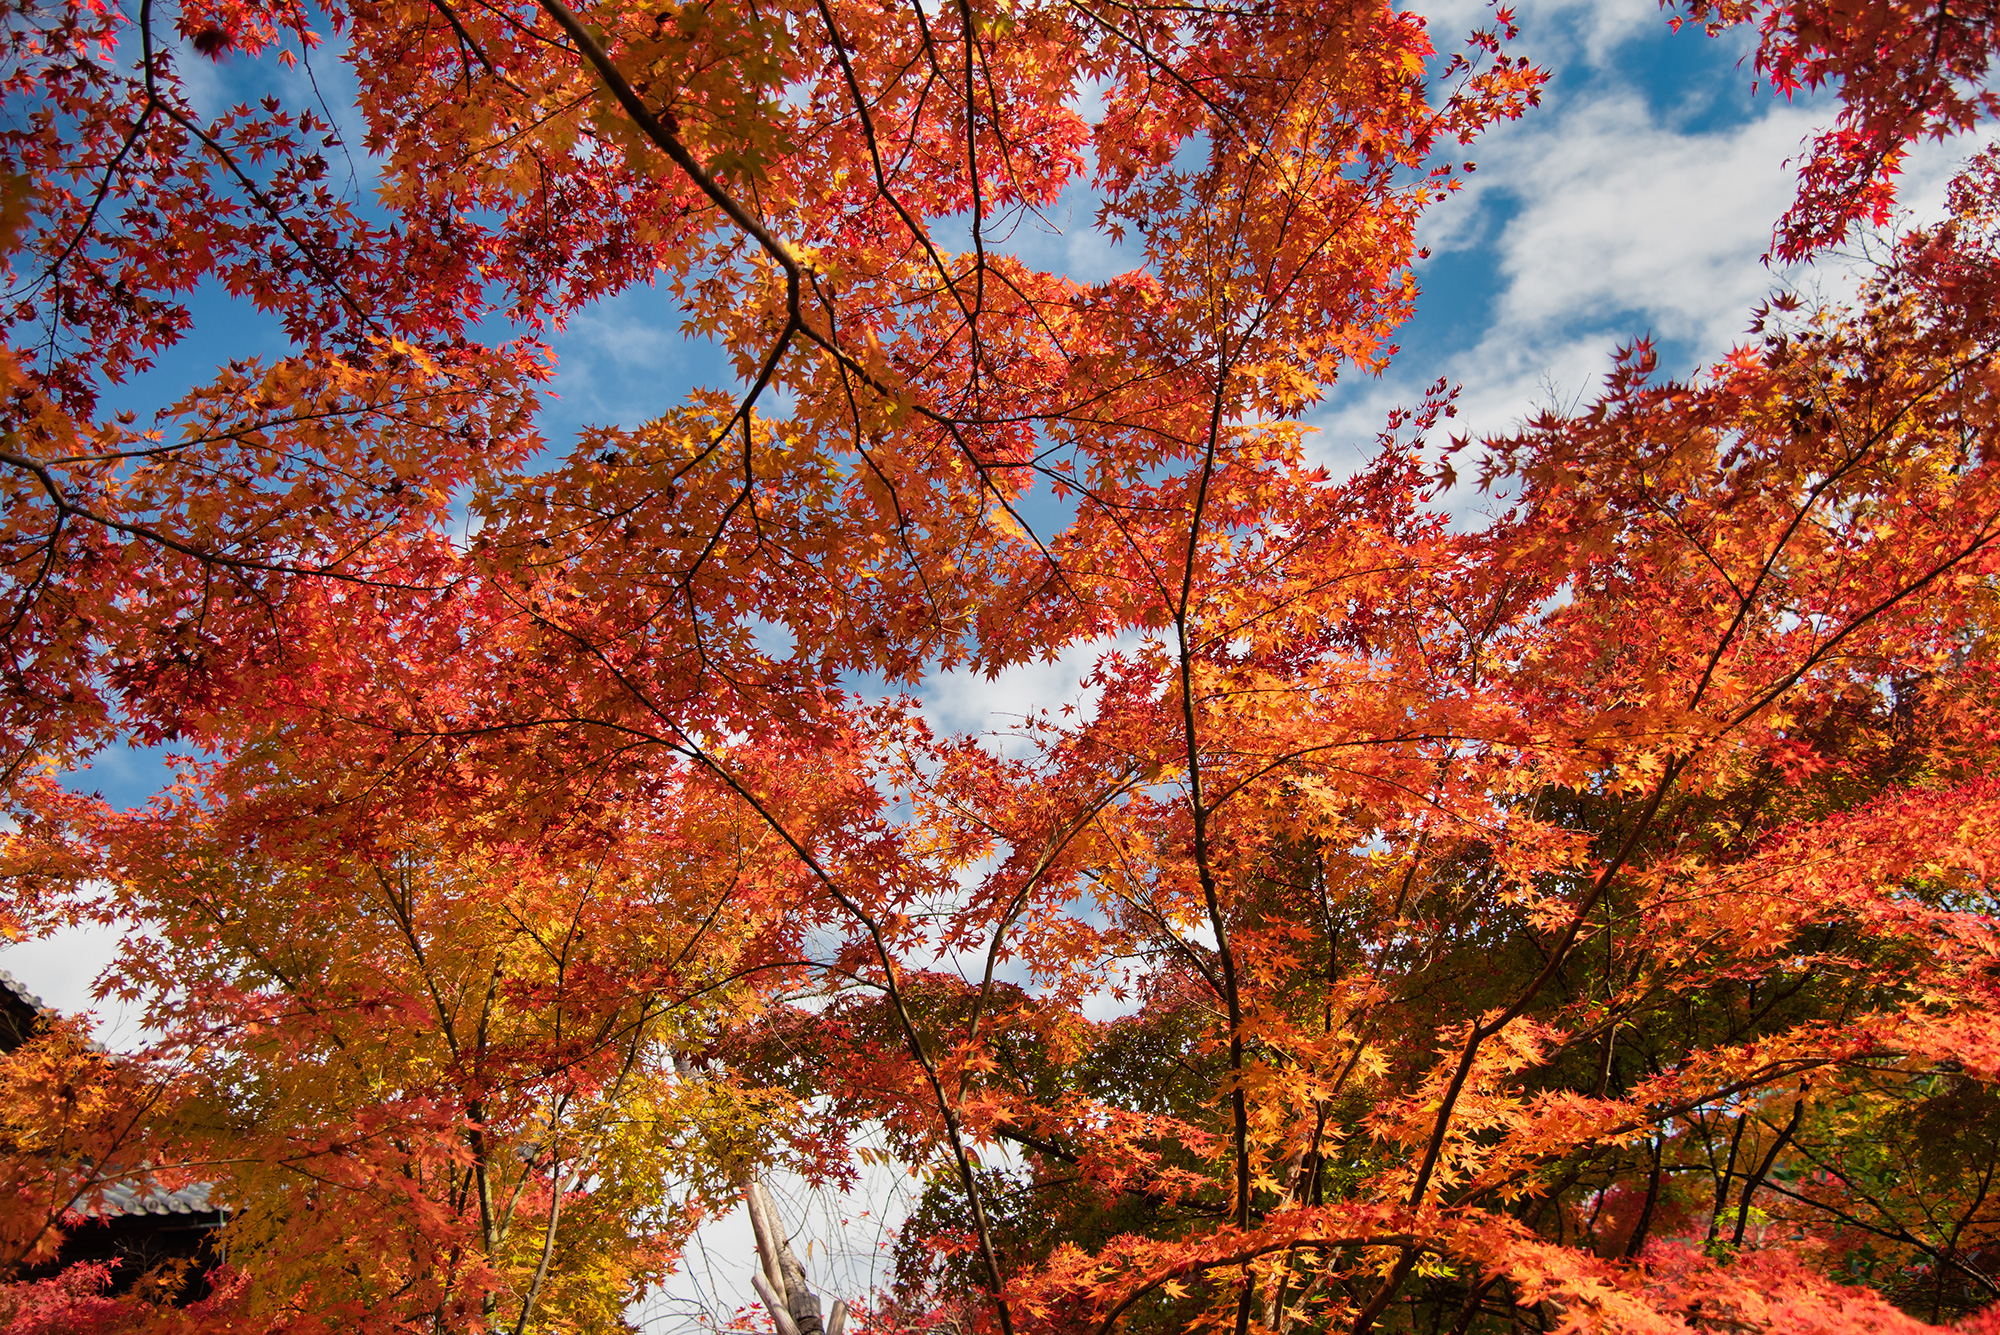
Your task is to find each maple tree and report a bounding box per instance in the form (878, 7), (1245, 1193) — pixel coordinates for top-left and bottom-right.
(1, 0), (2000, 1329)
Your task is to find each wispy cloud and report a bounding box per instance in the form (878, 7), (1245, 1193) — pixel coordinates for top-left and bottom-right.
(1312, 90), (1826, 470)
(920, 633), (1137, 757)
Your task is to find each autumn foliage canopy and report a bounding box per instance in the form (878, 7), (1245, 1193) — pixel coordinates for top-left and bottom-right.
(0, 0), (1999, 1330)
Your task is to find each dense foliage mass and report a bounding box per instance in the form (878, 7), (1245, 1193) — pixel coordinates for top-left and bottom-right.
(0, 0), (1998, 1330)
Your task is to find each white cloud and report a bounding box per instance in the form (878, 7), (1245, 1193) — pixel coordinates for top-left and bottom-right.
(919, 632), (1136, 756)
(1309, 81), (1828, 482)
(1476, 94), (1815, 346)
(546, 289), (709, 431)
(1314, 79), (1998, 489)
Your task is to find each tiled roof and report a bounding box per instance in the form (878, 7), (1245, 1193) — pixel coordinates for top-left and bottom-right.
(0, 970), (220, 1225)
(0, 966), (51, 1051)
(0, 963), (110, 1055)
(83, 1178), (219, 1221)
(0, 966), (51, 1012)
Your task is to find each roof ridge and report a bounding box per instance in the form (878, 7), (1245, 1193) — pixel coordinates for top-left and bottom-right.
(0, 964), (113, 1055)
(0, 965), (53, 1018)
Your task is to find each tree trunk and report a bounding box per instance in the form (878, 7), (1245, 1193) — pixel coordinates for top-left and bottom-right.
(740, 1170), (842, 1335)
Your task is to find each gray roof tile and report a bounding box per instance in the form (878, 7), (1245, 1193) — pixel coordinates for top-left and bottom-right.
(84, 1178), (217, 1219)
(0, 966), (51, 1015)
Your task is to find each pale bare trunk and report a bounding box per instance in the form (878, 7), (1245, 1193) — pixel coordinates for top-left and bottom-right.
(737, 1169), (848, 1335)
